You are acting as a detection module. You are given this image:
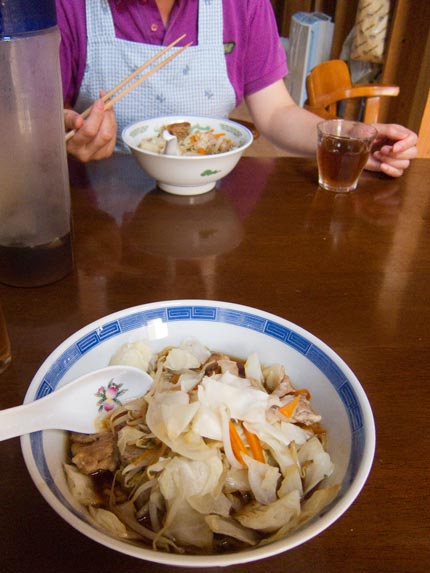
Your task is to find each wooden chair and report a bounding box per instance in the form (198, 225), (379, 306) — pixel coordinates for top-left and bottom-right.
(304, 59), (400, 123)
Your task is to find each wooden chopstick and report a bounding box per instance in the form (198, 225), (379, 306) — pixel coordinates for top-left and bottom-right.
(65, 35), (191, 142)
(105, 41), (192, 110)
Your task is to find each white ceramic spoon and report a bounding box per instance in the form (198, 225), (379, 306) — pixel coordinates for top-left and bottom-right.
(0, 365), (153, 441)
(162, 129), (179, 155)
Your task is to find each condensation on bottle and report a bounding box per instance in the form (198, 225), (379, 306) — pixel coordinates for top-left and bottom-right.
(0, 0), (73, 287)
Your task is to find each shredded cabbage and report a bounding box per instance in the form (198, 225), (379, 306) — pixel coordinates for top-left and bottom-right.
(109, 340), (153, 372)
(65, 338), (338, 555)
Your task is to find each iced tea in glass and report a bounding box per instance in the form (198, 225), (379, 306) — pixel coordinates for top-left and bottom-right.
(317, 119), (378, 193)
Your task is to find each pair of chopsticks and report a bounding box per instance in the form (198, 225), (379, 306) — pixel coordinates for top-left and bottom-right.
(65, 34), (191, 142)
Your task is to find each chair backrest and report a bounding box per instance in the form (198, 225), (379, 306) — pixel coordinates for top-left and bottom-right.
(305, 59), (400, 123)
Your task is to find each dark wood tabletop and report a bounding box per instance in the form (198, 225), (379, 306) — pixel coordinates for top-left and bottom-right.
(0, 155), (429, 573)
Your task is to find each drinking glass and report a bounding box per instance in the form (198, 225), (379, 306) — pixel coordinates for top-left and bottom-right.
(317, 119), (378, 193)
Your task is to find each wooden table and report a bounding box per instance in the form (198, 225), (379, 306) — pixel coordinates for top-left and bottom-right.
(1, 155), (429, 572)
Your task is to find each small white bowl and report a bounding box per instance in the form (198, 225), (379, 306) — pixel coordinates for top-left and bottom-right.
(122, 116), (253, 196)
(21, 300), (375, 568)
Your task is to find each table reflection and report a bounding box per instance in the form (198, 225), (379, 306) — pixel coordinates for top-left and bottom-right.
(306, 176), (402, 248)
(69, 154), (155, 225)
(71, 155), (245, 304)
(121, 189), (243, 299)
(123, 189), (243, 259)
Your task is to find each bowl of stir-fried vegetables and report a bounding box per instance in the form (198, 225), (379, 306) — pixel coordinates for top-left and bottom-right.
(21, 300), (375, 567)
(122, 116), (253, 196)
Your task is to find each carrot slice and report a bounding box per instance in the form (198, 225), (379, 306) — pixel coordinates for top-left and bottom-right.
(294, 388), (312, 400)
(243, 426), (265, 463)
(279, 396), (300, 418)
(131, 448), (159, 466)
(229, 420), (247, 465)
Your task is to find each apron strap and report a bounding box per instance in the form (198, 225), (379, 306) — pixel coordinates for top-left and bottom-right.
(87, 0), (117, 41)
(198, 0), (224, 45)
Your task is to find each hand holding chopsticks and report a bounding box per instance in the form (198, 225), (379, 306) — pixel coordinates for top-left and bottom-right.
(65, 34), (191, 143)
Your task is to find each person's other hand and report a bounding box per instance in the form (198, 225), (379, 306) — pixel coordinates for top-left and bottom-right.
(64, 93), (117, 162)
(365, 123), (418, 177)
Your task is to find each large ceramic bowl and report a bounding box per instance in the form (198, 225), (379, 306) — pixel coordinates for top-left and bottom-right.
(21, 300), (375, 568)
(122, 116), (253, 196)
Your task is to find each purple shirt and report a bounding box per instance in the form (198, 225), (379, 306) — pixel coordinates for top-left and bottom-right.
(55, 0), (287, 107)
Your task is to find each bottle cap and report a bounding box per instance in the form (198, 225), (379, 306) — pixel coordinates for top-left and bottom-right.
(0, 0), (57, 37)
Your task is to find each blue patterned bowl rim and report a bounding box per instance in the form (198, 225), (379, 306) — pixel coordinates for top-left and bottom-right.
(21, 299), (376, 567)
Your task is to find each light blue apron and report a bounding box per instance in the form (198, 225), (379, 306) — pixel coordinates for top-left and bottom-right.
(75, 0), (237, 153)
